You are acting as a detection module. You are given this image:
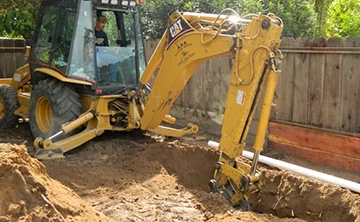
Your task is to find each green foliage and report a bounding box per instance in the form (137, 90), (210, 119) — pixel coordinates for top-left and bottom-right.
(103, 11), (119, 45)
(259, 0), (317, 37)
(140, 0), (187, 39)
(0, 0), (39, 38)
(2, 0), (358, 40)
(325, 0), (360, 38)
(141, 0), (318, 39)
(311, 0), (335, 36)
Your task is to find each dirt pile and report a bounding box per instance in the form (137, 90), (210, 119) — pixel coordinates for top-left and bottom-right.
(1, 125), (360, 222)
(252, 169), (360, 222)
(0, 143), (111, 222)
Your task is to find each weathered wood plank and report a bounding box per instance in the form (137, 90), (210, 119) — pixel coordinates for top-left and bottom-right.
(308, 38), (326, 127)
(5, 39), (15, 78)
(144, 39), (159, 63)
(179, 75), (191, 107)
(203, 60), (212, 111)
(211, 57), (224, 114)
(269, 141), (360, 173)
(340, 38), (360, 133)
(292, 38), (309, 124)
(188, 64), (202, 109)
(268, 121), (360, 172)
(14, 39), (25, 72)
(218, 56), (231, 114)
(269, 121), (360, 158)
(322, 38), (343, 130)
(272, 38), (294, 121)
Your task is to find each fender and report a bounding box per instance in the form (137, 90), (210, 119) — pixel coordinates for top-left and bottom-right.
(34, 68), (93, 86)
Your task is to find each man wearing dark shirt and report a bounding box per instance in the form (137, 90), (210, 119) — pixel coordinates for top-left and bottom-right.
(95, 16), (109, 46)
(95, 15), (117, 82)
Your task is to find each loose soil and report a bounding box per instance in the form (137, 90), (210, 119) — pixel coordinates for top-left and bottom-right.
(0, 123), (359, 222)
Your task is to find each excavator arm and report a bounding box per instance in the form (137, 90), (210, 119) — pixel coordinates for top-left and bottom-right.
(138, 10), (283, 207)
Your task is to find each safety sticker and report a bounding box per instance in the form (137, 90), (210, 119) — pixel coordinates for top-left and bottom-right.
(236, 90), (245, 105)
(13, 74), (21, 82)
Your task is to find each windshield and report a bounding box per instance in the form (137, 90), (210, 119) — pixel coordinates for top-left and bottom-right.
(68, 0), (96, 82)
(94, 8), (146, 88)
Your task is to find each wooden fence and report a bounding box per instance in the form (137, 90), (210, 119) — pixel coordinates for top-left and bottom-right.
(274, 37), (360, 133)
(0, 38), (27, 78)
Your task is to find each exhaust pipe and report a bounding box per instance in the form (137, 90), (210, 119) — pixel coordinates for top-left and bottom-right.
(208, 140), (360, 194)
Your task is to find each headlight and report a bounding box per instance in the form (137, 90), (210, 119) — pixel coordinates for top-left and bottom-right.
(122, 0), (136, 7)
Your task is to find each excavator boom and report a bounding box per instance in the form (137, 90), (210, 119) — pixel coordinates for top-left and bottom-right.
(139, 10), (283, 206)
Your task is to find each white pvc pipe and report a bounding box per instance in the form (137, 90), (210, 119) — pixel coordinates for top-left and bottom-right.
(208, 140), (360, 194)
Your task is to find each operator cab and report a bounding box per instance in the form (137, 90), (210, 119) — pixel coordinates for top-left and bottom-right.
(29, 0), (146, 95)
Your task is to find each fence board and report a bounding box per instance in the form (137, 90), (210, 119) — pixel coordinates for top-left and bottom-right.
(308, 53), (325, 127)
(219, 57), (231, 113)
(211, 57), (223, 113)
(323, 38), (343, 130)
(340, 38), (360, 132)
(272, 38), (294, 121)
(203, 60), (213, 111)
(188, 66), (202, 109)
(292, 38), (309, 124)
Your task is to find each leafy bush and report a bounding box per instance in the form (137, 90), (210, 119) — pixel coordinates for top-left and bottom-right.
(325, 0), (360, 38)
(141, 0), (318, 39)
(0, 0), (39, 38)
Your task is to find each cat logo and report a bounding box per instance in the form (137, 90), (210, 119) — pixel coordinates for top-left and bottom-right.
(167, 17), (192, 50)
(169, 19), (183, 38)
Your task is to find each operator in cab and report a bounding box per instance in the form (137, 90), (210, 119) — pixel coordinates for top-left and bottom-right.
(94, 15), (117, 83)
(95, 16), (109, 46)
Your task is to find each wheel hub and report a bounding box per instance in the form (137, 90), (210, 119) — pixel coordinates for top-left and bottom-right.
(35, 96), (52, 133)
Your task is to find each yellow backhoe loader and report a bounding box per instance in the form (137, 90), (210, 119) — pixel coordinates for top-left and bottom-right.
(0, 0), (283, 207)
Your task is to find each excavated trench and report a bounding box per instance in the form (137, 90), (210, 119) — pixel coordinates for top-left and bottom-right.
(0, 126), (359, 221)
(143, 142), (360, 222)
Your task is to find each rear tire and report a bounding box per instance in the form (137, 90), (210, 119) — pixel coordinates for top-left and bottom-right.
(29, 78), (82, 141)
(0, 84), (20, 129)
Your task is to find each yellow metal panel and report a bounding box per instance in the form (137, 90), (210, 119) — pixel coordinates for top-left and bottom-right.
(35, 68), (93, 86)
(219, 15), (283, 159)
(140, 32), (233, 130)
(79, 94), (94, 113)
(15, 93), (30, 118)
(0, 78), (12, 85)
(42, 128), (98, 153)
(13, 64), (31, 88)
